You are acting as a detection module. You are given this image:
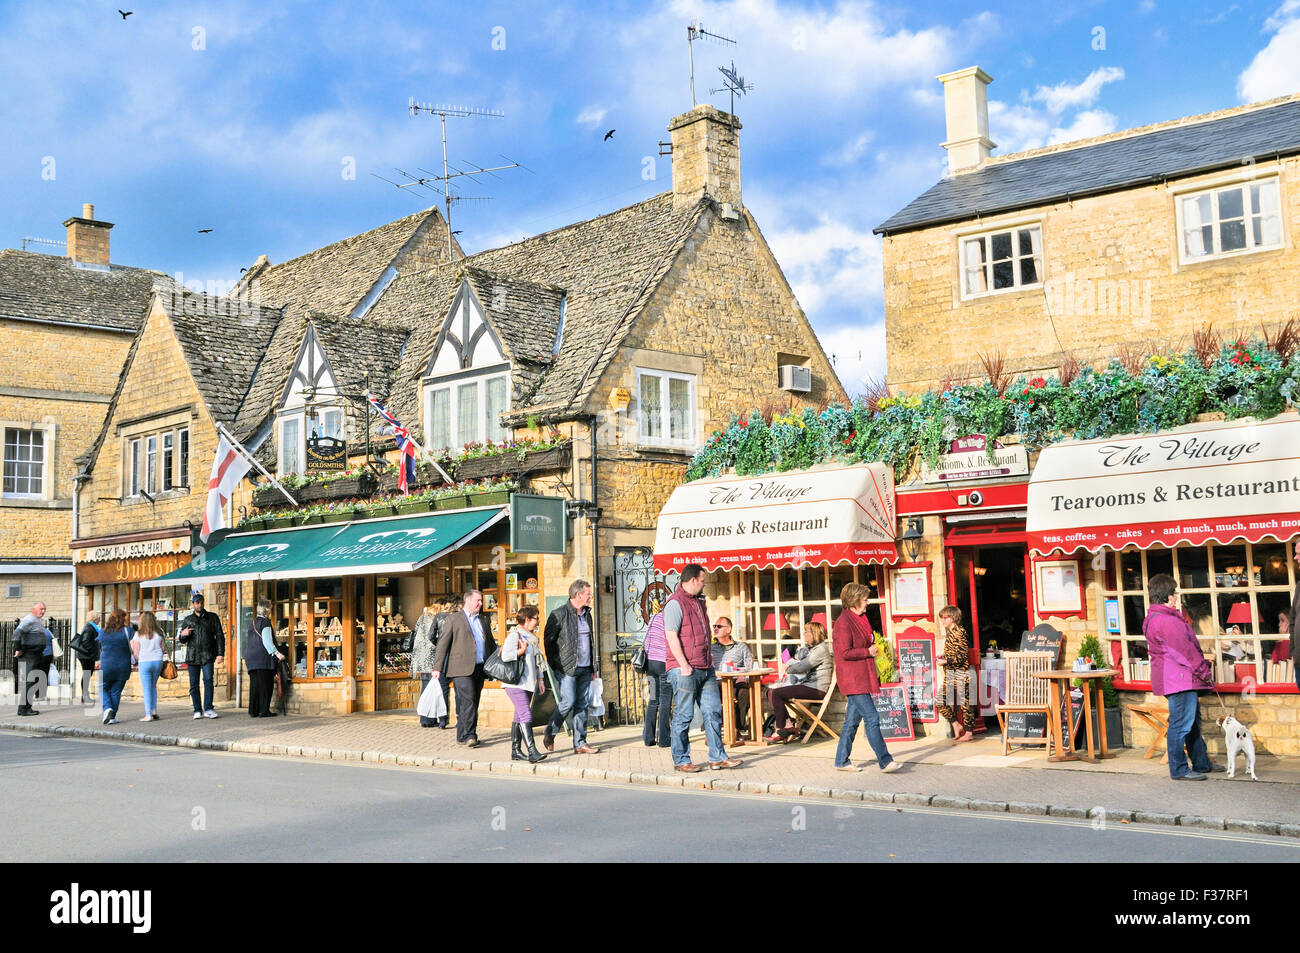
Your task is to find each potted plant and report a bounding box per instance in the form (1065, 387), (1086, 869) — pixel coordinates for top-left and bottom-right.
(1074, 632), (1123, 749)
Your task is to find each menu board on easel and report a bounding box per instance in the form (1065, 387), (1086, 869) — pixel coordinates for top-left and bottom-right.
(870, 683), (916, 741)
(896, 631), (937, 723)
(1020, 623), (1064, 663)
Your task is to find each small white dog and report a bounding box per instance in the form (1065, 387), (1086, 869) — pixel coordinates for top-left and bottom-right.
(1215, 715), (1258, 780)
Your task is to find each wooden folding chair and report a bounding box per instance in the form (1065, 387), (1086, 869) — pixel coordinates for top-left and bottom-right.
(787, 670), (839, 744)
(995, 651), (1056, 756)
(1128, 700), (1169, 763)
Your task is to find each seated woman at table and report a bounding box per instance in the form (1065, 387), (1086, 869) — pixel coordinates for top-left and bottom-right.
(711, 616), (754, 732)
(1269, 610), (1291, 664)
(934, 605), (977, 744)
(765, 621), (832, 742)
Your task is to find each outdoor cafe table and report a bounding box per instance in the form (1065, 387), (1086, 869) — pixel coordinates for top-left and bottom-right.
(716, 667), (775, 747)
(1032, 668), (1120, 763)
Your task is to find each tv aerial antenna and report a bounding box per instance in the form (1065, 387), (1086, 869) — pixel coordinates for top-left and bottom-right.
(710, 60), (754, 124)
(686, 21), (735, 107)
(371, 100), (529, 260)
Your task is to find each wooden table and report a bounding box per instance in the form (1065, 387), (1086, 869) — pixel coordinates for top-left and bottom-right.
(716, 668), (774, 747)
(1032, 669), (1119, 763)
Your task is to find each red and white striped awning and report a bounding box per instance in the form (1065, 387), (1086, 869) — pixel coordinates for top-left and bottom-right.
(1027, 416), (1300, 556)
(653, 463), (898, 573)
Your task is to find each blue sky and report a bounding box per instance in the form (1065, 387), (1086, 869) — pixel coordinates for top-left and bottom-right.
(2, 0), (1297, 394)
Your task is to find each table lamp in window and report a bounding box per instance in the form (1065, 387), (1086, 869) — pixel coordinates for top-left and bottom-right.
(762, 612), (789, 635)
(806, 611), (828, 629)
(1226, 600), (1254, 634)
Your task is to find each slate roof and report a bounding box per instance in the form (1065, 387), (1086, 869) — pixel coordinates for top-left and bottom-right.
(381, 192), (707, 437)
(164, 291), (283, 429)
(78, 290), (283, 471)
(0, 249), (172, 332)
(241, 206), (452, 317)
(876, 96), (1300, 235)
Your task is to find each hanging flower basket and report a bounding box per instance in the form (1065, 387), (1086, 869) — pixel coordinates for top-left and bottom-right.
(467, 490), (511, 507)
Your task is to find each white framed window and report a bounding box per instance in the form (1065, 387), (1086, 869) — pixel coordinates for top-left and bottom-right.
(960, 224), (1043, 298)
(279, 415), (302, 476)
(125, 425), (188, 499)
(424, 371), (510, 453)
(1177, 177), (1283, 264)
(637, 369), (696, 448)
(3, 428), (45, 499)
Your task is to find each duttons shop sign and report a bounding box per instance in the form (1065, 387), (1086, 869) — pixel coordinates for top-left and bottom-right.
(78, 552), (192, 585)
(921, 434), (1028, 484)
(1028, 417), (1300, 555)
(74, 536), (191, 564)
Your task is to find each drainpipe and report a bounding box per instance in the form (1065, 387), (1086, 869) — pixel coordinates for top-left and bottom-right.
(71, 469), (90, 695)
(586, 415), (601, 670)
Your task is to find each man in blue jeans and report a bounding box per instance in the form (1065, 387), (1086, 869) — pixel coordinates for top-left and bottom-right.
(178, 592), (225, 719)
(663, 564), (741, 773)
(543, 580), (600, 754)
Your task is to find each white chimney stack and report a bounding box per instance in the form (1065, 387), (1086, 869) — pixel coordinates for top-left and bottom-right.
(938, 66), (995, 176)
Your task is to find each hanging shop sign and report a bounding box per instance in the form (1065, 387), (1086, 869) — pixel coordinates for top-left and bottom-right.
(509, 493), (568, 556)
(306, 435), (347, 472)
(921, 434), (1029, 484)
(74, 535), (191, 564)
(652, 462), (897, 572)
(1028, 416), (1300, 555)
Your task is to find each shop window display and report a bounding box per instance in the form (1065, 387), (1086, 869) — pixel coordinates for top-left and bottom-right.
(1103, 541), (1297, 687)
(737, 564), (888, 667)
(375, 576), (414, 675)
(261, 577), (345, 680)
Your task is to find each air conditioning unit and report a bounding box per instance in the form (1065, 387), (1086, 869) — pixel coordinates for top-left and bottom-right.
(778, 364), (812, 393)
(718, 202), (741, 221)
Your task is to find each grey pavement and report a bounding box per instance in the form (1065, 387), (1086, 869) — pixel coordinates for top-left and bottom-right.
(1, 732), (1295, 862)
(4, 696), (1300, 837)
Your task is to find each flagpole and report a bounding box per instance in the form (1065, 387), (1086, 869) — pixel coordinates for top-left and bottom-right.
(364, 392), (456, 486)
(215, 422), (299, 507)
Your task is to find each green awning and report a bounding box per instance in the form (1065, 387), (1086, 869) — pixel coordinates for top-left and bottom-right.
(139, 523), (346, 587)
(262, 507), (507, 579)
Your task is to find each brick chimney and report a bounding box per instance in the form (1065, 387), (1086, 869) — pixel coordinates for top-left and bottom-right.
(668, 104), (741, 211)
(938, 67), (995, 176)
(63, 203), (113, 268)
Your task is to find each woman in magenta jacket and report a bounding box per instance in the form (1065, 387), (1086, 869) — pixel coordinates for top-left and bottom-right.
(1143, 573), (1222, 781)
(831, 582), (899, 772)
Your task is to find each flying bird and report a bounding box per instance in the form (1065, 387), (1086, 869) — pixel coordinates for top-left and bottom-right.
(239, 267), (248, 273)
(603, 129), (615, 141)
(451, 230), (463, 235)
(197, 228), (212, 234)
(119, 9), (132, 18)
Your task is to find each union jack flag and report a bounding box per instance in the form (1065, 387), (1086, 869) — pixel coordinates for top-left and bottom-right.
(367, 396), (417, 495)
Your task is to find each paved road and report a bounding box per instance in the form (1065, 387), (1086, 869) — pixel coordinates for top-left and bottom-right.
(3, 733), (1296, 863)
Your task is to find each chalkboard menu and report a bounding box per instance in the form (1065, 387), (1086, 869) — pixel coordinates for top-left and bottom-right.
(871, 683), (916, 741)
(1020, 623), (1064, 662)
(1006, 700), (1081, 743)
(896, 633), (937, 723)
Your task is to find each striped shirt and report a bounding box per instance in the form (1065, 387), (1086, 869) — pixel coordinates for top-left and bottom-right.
(644, 611), (667, 663)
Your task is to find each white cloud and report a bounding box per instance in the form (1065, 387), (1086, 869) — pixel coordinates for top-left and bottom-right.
(822, 131), (874, 166)
(1139, 0), (1156, 12)
(1238, 2), (1300, 102)
(1030, 66), (1125, 113)
(575, 106), (608, 128)
(815, 323), (887, 397)
(764, 213), (882, 319)
(1047, 108), (1119, 144)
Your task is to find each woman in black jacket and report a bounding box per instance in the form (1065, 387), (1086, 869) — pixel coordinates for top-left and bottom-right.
(72, 611), (102, 705)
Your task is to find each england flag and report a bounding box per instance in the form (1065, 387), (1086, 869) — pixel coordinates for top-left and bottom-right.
(200, 433), (253, 543)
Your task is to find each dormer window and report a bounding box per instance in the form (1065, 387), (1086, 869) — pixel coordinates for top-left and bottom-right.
(422, 278), (511, 453)
(276, 323), (342, 476)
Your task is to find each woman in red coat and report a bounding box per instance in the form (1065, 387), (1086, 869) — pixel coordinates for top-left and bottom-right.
(832, 582), (900, 773)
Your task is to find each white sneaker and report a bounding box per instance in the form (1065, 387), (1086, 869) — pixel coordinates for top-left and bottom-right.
(203, 709), (219, 719)
(101, 710), (111, 725)
(139, 715), (153, 722)
(108, 719), (119, 725)
(882, 761), (902, 773)
(836, 763), (862, 772)
(193, 711), (203, 719)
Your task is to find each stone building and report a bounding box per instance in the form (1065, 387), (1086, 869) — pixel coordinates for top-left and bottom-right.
(0, 205), (171, 621)
(868, 68), (1300, 757)
(878, 67), (1300, 393)
(68, 103), (844, 723)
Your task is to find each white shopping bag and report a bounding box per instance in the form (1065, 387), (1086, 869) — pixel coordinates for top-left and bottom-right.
(48, 665), (60, 687)
(417, 675), (447, 719)
(586, 676), (605, 717)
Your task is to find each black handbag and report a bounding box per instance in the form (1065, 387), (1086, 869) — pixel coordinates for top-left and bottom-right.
(483, 647), (526, 684)
(631, 644), (648, 673)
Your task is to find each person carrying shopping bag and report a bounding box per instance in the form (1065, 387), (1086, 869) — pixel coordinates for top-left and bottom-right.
(499, 605), (548, 763)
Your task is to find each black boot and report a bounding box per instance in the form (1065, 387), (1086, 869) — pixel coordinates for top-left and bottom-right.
(521, 723), (548, 763)
(510, 724), (527, 761)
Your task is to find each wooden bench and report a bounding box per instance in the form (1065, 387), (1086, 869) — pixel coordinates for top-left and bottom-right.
(1128, 701), (1169, 763)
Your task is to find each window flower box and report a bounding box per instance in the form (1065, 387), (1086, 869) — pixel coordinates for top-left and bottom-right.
(452, 443), (571, 481)
(296, 472), (377, 503)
